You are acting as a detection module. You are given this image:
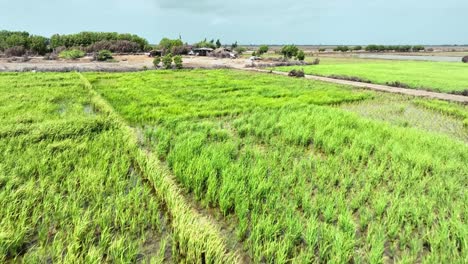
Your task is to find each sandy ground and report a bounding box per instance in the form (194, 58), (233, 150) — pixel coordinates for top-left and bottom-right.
(0, 55), (252, 72)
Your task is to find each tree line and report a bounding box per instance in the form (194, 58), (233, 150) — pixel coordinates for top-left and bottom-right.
(0, 30), (150, 56)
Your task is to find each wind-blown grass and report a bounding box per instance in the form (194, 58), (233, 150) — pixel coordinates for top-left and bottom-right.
(88, 69), (468, 263)
(0, 72), (239, 263)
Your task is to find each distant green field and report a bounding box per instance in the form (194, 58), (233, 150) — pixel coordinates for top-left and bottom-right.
(275, 59), (468, 93)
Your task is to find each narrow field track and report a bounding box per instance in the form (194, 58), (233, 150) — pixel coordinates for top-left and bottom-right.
(243, 68), (468, 104)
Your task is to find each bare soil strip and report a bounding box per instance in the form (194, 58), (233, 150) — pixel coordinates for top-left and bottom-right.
(242, 68), (468, 104)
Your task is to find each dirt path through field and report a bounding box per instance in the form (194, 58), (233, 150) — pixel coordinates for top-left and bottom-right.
(240, 68), (468, 104)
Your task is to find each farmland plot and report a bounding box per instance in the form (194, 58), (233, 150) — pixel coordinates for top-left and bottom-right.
(0, 73), (237, 263)
(275, 59), (468, 93)
(87, 70), (468, 263)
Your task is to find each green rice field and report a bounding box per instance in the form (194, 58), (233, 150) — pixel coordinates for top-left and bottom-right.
(1, 69), (467, 263)
(275, 58), (468, 93)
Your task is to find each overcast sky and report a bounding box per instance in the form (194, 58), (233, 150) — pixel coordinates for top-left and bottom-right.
(1, 0), (467, 45)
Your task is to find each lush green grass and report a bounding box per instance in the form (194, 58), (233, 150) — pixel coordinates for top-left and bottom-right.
(0, 72), (238, 263)
(275, 59), (468, 93)
(0, 73), (171, 262)
(87, 69), (468, 263)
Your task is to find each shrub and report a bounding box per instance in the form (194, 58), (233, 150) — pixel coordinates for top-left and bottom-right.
(296, 50), (305, 61)
(43, 53), (58, 60)
(173, 55), (183, 69)
(412, 45), (425, 52)
(87, 40), (141, 53)
(318, 48), (326, 52)
(5, 46), (26, 57)
(195, 38), (217, 49)
(235, 47), (247, 55)
(462, 56), (468, 63)
(216, 39), (222, 48)
(353, 46), (362, 51)
(334, 45), (349, 52)
(59, 49), (85, 60)
(153, 56), (161, 68)
(281, 45), (299, 59)
(311, 58), (320, 65)
(162, 53), (173, 69)
(95, 50), (113, 61)
(257, 45), (269, 56)
(288, 69), (305, 78)
(386, 81), (410, 88)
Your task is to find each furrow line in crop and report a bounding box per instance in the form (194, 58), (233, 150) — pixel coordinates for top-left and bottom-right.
(75, 72), (244, 263)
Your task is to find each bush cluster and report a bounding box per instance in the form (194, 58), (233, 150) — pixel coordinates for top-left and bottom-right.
(162, 54), (173, 69)
(59, 49), (85, 60)
(365, 45), (425, 52)
(0, 30), (49, 55)
(288, 69), (305, 77)
(281, 45), (299, 59)
(86, 40), (141, 53)
(333, 46), (350, 52)
(462, 56), (468, 63)
(1, 30), (150, 57)
(154, 54), (183, 69)
(280, 45), (306, 61)
(194, 38), (217, 49)
(296, 50), (305, 61)
(50, 32), (149, 51)
(257, 45), (269, 56)
(5, 46), (26, 57)
(94, 50), (113, 61)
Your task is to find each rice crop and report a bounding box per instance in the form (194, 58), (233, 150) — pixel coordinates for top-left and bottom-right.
(86, 69), (468, 263)
(0, 72), (238, 263)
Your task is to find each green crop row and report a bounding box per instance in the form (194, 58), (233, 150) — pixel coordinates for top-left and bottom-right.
(88, 69), (467, 263)
(0, 72), (239, 263)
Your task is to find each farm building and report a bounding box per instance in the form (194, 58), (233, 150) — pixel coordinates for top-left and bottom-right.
(193, 48), (214, 56)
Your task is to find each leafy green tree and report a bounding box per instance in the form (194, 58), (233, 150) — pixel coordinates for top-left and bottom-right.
(281, 45), (299, 59)
(257, 45), (269, 56)
(216, 39), (222, 49)
(162, 53), (173, 69)
(296, 50), (305, 61)
(30, 36), (49, 55)
(158, 38), (183, 54)
(173, 55), (183, 69)
(194, 39), (216, 49)
(231, 41), (238, 50)
(412, 45), (425, 52)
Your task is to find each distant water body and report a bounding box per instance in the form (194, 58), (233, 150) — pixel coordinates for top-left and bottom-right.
(357, 54), (462, 62)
